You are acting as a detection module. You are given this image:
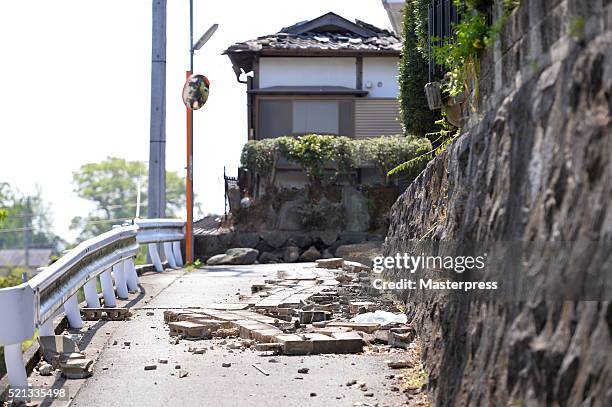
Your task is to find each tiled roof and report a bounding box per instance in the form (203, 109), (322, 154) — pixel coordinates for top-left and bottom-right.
(225, 31), (401, 54)
(224, 12), (401, 56)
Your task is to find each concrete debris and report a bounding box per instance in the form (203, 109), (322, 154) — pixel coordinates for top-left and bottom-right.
(144, 364), (157, 371)
(81, 307), (132, 321)
(38, 361), (53, 376)
(346, 379), (357, 386)
(49, 352), (93, 379)
(161, 262), (413, 365)
(387, 360), (413, 369)
(38, 335), (80, 363)
(297, 367), (309, 374)
(158, 358), (168, 364)
(178, 370), (189, 378)
(222, 362), (231, 368)
(252, 364), (270, 376)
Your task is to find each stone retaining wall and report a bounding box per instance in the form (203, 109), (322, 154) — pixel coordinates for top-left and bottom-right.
(384, 0), (612, 405)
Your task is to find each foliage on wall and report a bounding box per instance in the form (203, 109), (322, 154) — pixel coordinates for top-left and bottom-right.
(398, 0), (439, 139)
(240, 134), (431, 186)
(391, 0), (520, 177)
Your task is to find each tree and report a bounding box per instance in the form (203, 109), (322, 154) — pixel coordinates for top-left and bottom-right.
(398, 0), (439, 138)
(0, 182), (60, 250)
(70, 157), (186, 241)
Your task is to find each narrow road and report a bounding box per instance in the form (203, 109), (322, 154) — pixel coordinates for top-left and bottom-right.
(30, 264), (417, 407)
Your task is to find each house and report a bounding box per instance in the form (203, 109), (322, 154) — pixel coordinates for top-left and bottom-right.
(224, 12), (403, 190)
(0, 248), (52, 271)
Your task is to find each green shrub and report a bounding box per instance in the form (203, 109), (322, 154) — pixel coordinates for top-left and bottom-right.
(0, 268), (25, 289)
(240, 134), (432, 186)
(240, 138), (279, 179)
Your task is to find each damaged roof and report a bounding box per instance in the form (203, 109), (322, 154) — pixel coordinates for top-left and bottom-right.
(224, 12), (401, 79)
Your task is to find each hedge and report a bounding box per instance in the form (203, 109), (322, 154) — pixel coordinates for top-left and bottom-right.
(240, 134), (432, 184)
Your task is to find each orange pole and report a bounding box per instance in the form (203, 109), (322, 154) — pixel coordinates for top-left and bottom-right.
(185, 70), (194, 264)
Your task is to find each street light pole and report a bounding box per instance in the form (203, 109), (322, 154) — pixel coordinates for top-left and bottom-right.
(185, 0), (195, 264)
(185, 1), (218, 264)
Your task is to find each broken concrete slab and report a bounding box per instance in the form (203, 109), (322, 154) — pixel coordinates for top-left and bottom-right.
(38, 335), (80, 363)
(315, 258), (344, 269)
(168, 321), (213, 338)
(342, 261), (371, 273)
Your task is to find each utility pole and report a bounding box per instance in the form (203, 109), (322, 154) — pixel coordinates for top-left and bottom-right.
(148, 0), (167, 220)
(24, 197), (31, 268)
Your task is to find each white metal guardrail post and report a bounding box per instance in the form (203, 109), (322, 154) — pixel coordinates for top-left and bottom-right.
(0, 283), (36, 392)
(124, 258), (139, 292)
(173, 241), (184, 266)
(164, 242), (178, 268)
(99, 268), (117, 307)
(148, 243), (164, 272)
(135, 219), (185, 272)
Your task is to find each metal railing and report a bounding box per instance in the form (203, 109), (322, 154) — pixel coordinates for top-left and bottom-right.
(0, 218), (185, 394)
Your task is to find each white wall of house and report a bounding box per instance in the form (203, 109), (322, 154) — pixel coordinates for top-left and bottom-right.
(259, 57), (357, 88)
(363, 57), (400, 98)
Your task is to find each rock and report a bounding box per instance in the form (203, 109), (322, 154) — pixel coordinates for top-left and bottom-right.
(259, 251), (281, 264)
(232, 232), (260, 248)
(179, 370), (189, 378)
(276, 198), (305, 231)
(124, 341), (131, 347)
(175, 364), (181, 369)
(144, 364), (157, 371)
(222, 362), (231, 368)
(299, 246), (321, 262)
(146, 311), (154, 316)
(310, 392), (317, 397)
(268, 358), (280, 363)
(297, 367), (309, 374)
(364, 392), (374, 397)
(342, 186), (370, 232)
(39, 363), (53, 376)
(283, 246), (300, 263)
(319, 231), (338, 246)
(346, 379), (357, 386)
(260, 231), (290, 248)
(206, 248), (260, 266)
(158, 358), (168, 364)
(321, 249), (334, 259)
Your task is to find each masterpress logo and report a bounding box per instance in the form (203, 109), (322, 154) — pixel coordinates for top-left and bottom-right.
(371, 252), (498, 292)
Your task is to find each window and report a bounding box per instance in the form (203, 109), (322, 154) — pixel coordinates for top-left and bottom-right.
(292, 101), (339, 134)
(258, 99), (354, 138)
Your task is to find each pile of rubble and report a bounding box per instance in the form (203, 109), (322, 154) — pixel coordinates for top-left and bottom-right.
(163, 258), (416, 357)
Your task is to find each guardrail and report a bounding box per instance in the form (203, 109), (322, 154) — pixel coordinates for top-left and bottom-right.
(0, 218), (185, 395)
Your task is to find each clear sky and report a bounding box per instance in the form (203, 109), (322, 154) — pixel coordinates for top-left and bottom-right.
(0, 0), (392, 242)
